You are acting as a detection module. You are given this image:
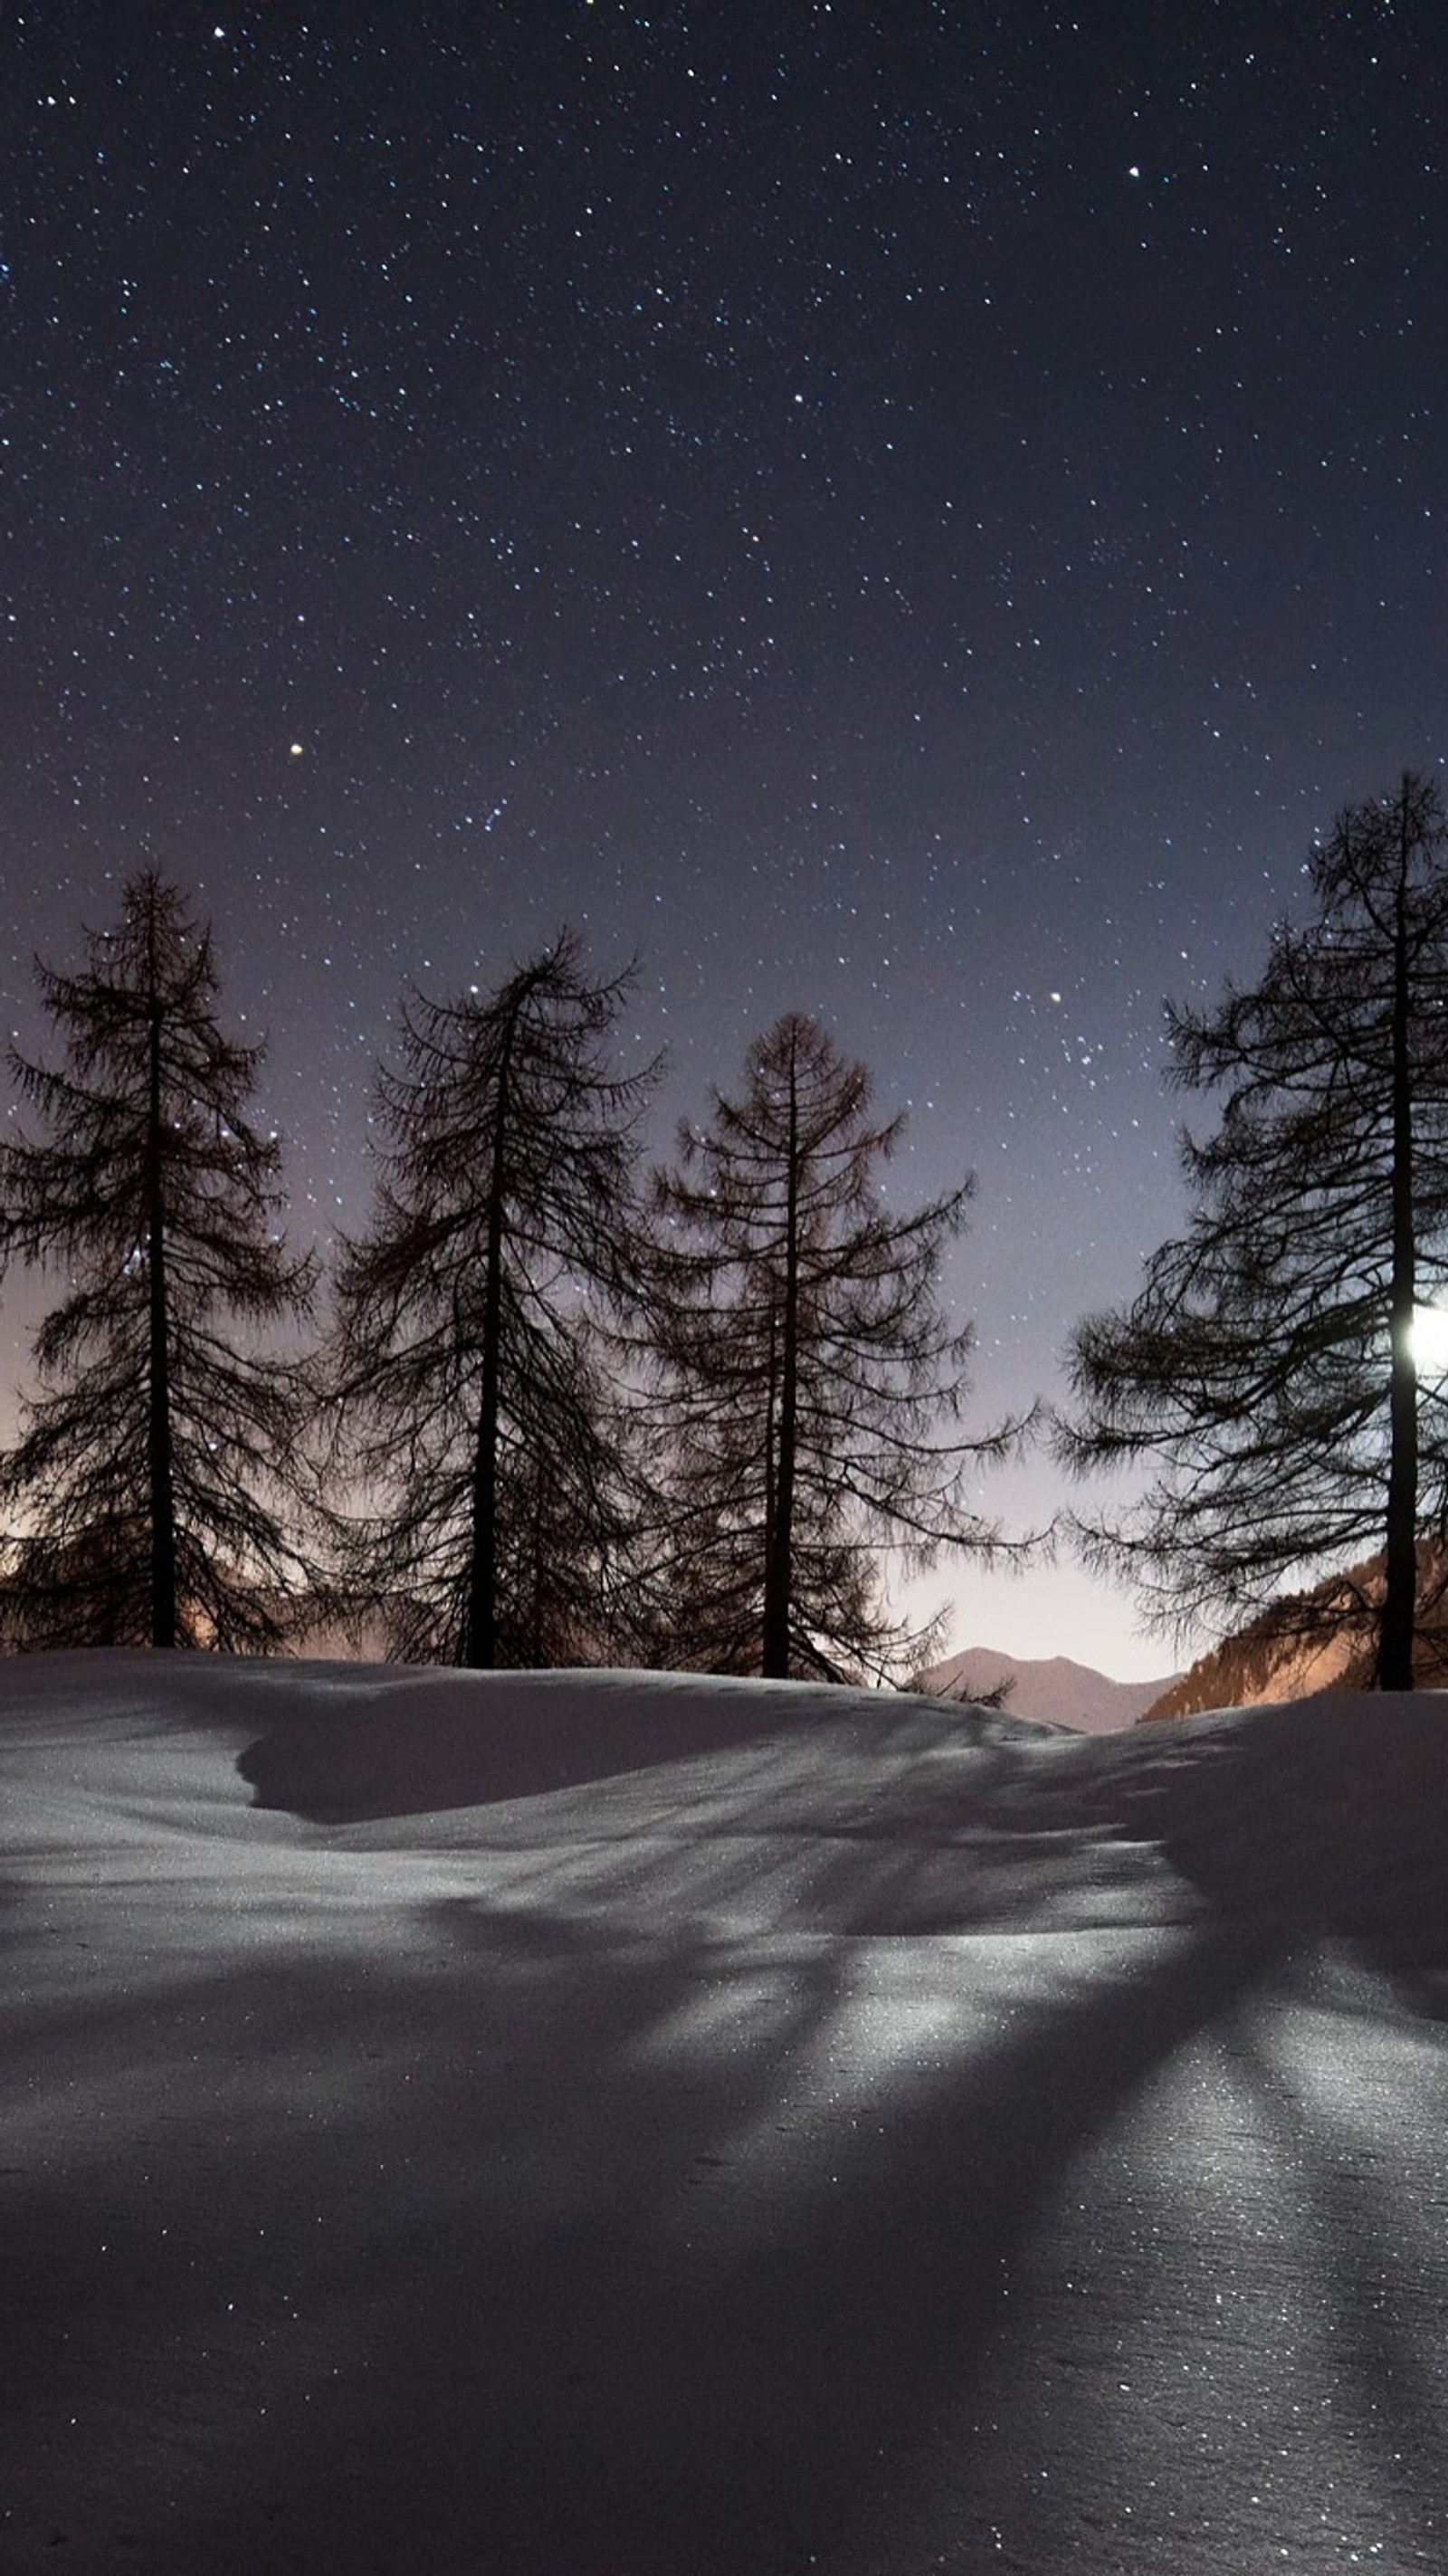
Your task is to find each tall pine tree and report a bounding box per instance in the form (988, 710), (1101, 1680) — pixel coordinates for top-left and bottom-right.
(1059, 773), (1448, 1686)
(329, 932), (657, 1667)
(0, 872), (318, 1649)
(649, 1013), (1028, 1683)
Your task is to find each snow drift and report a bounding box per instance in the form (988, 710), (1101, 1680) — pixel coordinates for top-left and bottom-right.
(3, 1652), (1446, 2572)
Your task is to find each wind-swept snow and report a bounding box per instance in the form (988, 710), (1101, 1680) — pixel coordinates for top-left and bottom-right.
(3, 1653), (1446, 2572)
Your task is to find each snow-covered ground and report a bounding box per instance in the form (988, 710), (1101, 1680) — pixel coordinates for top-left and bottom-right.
(3, 1652), (1447, 2573)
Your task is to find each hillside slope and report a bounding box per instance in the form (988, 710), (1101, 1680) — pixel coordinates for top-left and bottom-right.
(1144, 1546), (1448, 1717)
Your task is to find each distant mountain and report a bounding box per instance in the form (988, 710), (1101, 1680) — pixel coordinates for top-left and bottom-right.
(917, 1646), (1176, 1734)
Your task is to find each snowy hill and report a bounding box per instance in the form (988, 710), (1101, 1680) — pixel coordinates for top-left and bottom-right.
(919, 1643), (1175, 1732)
(4, 1651), (1448, 2572)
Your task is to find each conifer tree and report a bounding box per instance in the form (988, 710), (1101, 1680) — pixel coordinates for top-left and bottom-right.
(1059, 772), (1448, 1686)
(649, 1012), (1028, 1682)
(0, 871), (318, 1649)
(329, 932), (657, 1667)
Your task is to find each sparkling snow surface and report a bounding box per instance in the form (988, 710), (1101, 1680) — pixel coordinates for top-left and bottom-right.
(3, 1653), (1447, 2572)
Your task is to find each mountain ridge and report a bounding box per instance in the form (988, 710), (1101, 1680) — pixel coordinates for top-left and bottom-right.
(918, 1645), (1176, 1733)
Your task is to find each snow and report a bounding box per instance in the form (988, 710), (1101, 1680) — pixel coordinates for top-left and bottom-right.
(3, 1651), (1447, 2572)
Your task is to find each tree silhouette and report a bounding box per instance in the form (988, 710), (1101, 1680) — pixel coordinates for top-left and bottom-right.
(329, 932), (658, 1667)
(648, 1012), (1029, 1682)
(1060, 772), (1448, 1687)
(0, 872), (318, 1648)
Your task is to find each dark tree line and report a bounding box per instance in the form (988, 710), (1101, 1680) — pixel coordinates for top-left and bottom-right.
(0, 879), (1019, 1680)
(11, 772), (1448, 1692)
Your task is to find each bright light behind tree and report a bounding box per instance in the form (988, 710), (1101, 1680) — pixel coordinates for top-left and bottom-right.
(1410, 1302), (1448, 1376)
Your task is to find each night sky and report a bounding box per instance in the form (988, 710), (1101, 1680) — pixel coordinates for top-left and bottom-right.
(5, 3), (1445, 1677)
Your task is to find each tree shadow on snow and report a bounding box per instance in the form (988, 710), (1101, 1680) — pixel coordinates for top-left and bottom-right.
(1081, 1693), (1448, 1957)
(10, 1686), (1448, 2571)
(233, 1675), (799, 1821)
(0, 1873), (1291, 2574)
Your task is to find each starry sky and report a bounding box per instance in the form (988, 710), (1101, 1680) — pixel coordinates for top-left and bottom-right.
(4, 2), (1445, 1678)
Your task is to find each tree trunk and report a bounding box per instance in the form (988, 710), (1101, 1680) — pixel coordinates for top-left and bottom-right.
(146, 1002), (177, 1648)
(465, 1029), (512, 1669)
(761, 1057), (800, 1678)
(1380, 796), (1419, 1690)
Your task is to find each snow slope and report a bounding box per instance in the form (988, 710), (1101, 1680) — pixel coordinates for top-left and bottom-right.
(3, 1652), (1447, 2573)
